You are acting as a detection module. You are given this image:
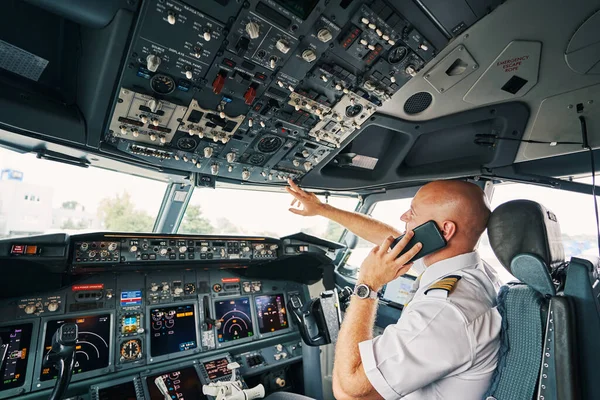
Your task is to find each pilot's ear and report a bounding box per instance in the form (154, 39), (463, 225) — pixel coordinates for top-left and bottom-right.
(440, 220), (457, 241)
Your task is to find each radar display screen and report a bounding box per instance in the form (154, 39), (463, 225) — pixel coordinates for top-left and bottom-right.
(98, 380), (137, 400)
(255, 294), (288, 334)
(202, 357), (230, 381)
(150, 304), (197, 357)
(1, 323), (33, 391)
(146, 366), (206, 400)
(214, 298), (254, 343)
(41, 315), (111, 381)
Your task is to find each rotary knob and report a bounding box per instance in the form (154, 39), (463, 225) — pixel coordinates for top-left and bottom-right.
(275, 39), (291, 54)
(304, 161), (313, 171)
(242, 170), (250, 181)
(151, 284), (159, 292)
(159, 248), (168, 256)
(270, 244), (279, 250)
(301, 150), (309, 158)
(179, 246), (187, 253)
(174, 288), (184, 295)
(276, 344), (283, 352)
(167, 11), (176, 25)
(24, 304), (36, 315)
(405, 65), (417, 77)
(211, 164), (219, 175)
(243, 246), (250, 252)
(245, 21), (260, 39)
(301, 49), (317, 63)
(275, 378), (286, 387)
(162, 284), (170, 292)
(317, 28), (333, 43)
(204, 147), (213, 158)
(244, 285), (252, 293)
(47, 302), (59, 312)
(147, 99), (160, 113)
(185, 70), (193, 80)
(129, 245), (138, 252)
(146, 54), (161, 72)
(226, 152), (236, 163)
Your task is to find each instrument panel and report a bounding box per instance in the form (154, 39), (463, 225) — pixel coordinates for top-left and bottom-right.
(104, 0), (450, 184)
(0, 267), (306, 399)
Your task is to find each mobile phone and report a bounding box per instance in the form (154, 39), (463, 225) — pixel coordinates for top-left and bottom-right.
(391, 220), (447, 261)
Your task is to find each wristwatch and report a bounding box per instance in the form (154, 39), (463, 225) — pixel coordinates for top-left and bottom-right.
(353, 283), (379, 299)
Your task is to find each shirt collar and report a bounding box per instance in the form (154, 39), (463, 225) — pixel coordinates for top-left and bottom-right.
(419, 251), (481, 288)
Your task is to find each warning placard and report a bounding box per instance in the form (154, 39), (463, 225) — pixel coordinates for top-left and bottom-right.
(497, 55), (529, 73)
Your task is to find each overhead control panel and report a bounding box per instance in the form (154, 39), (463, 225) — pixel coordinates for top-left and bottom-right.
(104, 0), (446, 184)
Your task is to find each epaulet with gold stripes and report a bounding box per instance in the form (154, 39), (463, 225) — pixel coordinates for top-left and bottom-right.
(424, 275), (462, 298)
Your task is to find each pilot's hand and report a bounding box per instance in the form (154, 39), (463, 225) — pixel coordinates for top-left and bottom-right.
(358, 232), (422, 291)
(286, 178), (324, 216)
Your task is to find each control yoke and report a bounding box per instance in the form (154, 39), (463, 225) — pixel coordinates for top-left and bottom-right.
(287, 289), (342, 347)
(202, 362), (265, 400)
(43, 323), (78, 400)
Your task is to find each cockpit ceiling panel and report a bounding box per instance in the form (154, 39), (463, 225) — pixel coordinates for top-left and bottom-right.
(377, 0), (600, 163)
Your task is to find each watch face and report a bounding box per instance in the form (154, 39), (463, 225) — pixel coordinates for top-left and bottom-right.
(356, 284), (370, 298)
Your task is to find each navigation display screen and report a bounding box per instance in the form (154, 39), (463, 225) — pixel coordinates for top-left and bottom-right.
(146, 366), (206, 400)
(215, 298), (254, 343)
(98, 381), (137, 400)
(383, 275), (418, 306)
(203, 357), (230, 380)
(1, 323), (33, 391)
(255, 294), (288, 334)
(150, 304), (197, 357)
(41, 315), (111, 381)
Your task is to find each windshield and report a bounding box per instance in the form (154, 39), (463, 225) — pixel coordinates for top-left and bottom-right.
(179, 187), (358, 240)
(0, 147), (167, 238)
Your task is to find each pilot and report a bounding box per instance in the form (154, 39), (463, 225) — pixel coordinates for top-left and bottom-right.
(286, 179), (502, 400)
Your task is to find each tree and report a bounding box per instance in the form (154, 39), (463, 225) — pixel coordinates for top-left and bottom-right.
(322, 221), (345, 243)
(97, 191), (154, 232)
(180, 204), (214, 234)
(61, 218), (88, 230)
(61, 201), (83, 211)
(215, 218), (239, 234)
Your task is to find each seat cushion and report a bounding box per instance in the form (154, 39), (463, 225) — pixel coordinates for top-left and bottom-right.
(485, 284), (545, 400)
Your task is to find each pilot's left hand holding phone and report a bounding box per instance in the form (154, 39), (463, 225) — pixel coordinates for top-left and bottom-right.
(357, 232), (422, 292)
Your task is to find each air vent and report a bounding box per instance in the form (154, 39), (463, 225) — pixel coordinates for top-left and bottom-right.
(404, 92), (432, 115)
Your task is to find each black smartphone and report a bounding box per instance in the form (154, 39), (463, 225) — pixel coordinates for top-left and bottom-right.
(391, 220), (447, 261)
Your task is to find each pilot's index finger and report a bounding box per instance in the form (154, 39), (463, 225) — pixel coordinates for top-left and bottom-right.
(379, 235), (396, 254)
(395, 242), (422, 267)
(285, 186), (303, 200)
(287, 178), (303, 193)
(388, 230), (414, 258)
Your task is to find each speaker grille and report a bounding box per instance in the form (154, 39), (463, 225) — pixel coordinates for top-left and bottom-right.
(404, 92), (433, 114)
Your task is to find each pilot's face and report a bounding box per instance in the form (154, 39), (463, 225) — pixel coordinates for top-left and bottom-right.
(400, 197), (428, 233)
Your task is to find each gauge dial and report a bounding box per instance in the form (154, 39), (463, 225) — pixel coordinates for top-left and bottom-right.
(177, 137), (197, 150)
(388, 46), (408, 64)
(184, 283), (196, 295)
(150, 74), (176, 95)
(256, 135), (283, 153)
(120, 339), (142, 361)
(345, 104), (364, 118)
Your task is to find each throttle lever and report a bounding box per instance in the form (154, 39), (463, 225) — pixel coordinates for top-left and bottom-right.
(44, 323), (78, 400)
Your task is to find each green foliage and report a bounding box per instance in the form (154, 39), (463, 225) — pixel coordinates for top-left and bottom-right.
(60, 218), (88, 230)
(322, 221), (345, 242)
(97, 191), (154, 232)
(61, 200), (82, 211)
(215, 217), (239, 234)
(180, 204), (214, 234)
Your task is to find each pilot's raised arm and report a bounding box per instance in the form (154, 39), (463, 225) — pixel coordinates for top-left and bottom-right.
(286, 179), (401, 245)
(297, 180), (502, 400)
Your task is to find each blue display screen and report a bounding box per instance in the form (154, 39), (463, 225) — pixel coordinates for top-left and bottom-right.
(120, 291), (142, 306)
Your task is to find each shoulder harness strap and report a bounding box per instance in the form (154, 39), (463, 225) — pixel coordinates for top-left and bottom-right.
(424, 275), (462, 298)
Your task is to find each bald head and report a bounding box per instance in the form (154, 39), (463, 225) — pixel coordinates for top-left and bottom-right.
(402, 180), (490, 253)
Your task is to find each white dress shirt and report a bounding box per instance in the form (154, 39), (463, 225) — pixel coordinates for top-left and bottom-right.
(359, 252), (502, 399)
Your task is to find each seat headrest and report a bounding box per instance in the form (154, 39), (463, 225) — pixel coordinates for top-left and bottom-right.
(488, 200), (565, 274)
